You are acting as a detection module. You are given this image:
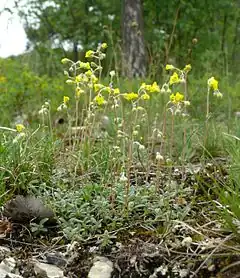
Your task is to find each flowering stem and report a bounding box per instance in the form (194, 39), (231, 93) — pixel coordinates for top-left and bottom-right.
(72, 99), (79, 151)
(125, 137), (133, 214)
(160, 104), (167, 156)
(170, 112), (175, 158)
(206, 88), (210, 119)
(48, 106), (53, 142)
(182, 76), (188, 163)
(204, 88), (211, 151)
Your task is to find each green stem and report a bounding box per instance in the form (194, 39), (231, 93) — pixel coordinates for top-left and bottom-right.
(206, 88), (210, 119)
(170, 112), (175, 158)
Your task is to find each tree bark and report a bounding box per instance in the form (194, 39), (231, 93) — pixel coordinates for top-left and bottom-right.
(122, 0), (147, 78)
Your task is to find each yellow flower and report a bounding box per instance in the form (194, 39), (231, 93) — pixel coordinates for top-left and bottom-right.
(140, 82), (160, 93)
(183, 64), (191, 72)
(113, 88), (120, 95)
(85, 70), (92, 77)
(170, 92), (184, 104)
(166, 64), (174, 70)
(16, 124), (25, 133)
(61, 58), (71, 64)
(76, 74), (88, 83)
(140, 83), (147, 90)
(175, 92), (184, 102)
(141, 93), (150, 100)
(101, 43), (108, 49)
(63, 96), (70, 104)
(94, 94), (105, 105)
(76, 87), (84, 97)
(85, 50), (94, 58)
(149, 82), (160, 93)
(208, 77), (218, 91)
(169, 72), (180, 85)
(94, 83), (104, 92)
(79, 62), (91, 70)
(102, 86), (112, 94)
(123, 92), (138, 101)
(75, 75), (82, 82)
(91, 75), (98, 83)
(0, 76), (7, 83)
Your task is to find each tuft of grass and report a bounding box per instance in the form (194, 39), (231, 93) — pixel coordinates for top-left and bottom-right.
(214, 134), (240, 239)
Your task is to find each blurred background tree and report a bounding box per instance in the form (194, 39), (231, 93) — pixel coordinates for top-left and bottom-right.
(2, 0), (240, 78)
(122, 0), (147, 78)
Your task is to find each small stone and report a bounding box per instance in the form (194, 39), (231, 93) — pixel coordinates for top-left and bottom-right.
(0, 257), (16, 273)
(6, 274), (23, 278)
(208, 264), (215, 272)
(33, 260), (66, 278)
(0, 247), (10, 257)
(0, 270), (22, 278)
(0, 270), (8, 278)
(88, 256), (113, 278)
(45, 253), (67, 267)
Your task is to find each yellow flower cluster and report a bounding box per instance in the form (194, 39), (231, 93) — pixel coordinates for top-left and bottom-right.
(62, 43), (111, 107)
(166, 64), (191, 73)
(170, 92), (184, 104)
(140, 82), (160, 93)
(79, 62), (91, 70)
(124, 92), (138, 101)
(85, 50), (94, 58)
(94, 83), (104, 92)
(113, 88), (120, 95)
(141, 93), (150, 100)
(16, 124), (25, 133)
(75, 87), (84, 98)
(94, 94), (106, 105)
(63, 96), (70, 104)
(208, 77), (223, 98)
(85, 43), (107, 59)
(169, 72), (181, 86)
(208, 77), (218, 91)
(165, 64), (174, 70)
(75, 74), (88, 83)
(61, 58), (71, 64)
(183, 64), (191, 73)
(101, 43), (108, 49)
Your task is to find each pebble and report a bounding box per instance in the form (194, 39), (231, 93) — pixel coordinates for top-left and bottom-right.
(88, 256), (113, 278)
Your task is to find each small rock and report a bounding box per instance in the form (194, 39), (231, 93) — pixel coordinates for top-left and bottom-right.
(6, 274), (23, 278)
(88, 256), (113, 278)
(45, 253), (67, 267)
(0, 270), (23, 278)
(0, 257), (16, 273)
(0, 270), (8, 278)
(0, 247), (10, 257)
(33, 260), (66, 278)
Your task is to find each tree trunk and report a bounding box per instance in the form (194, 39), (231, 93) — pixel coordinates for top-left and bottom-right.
(122, 0), (147, 78)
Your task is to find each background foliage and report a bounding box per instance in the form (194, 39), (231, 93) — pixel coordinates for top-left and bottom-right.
(1, 0), (239, 77)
